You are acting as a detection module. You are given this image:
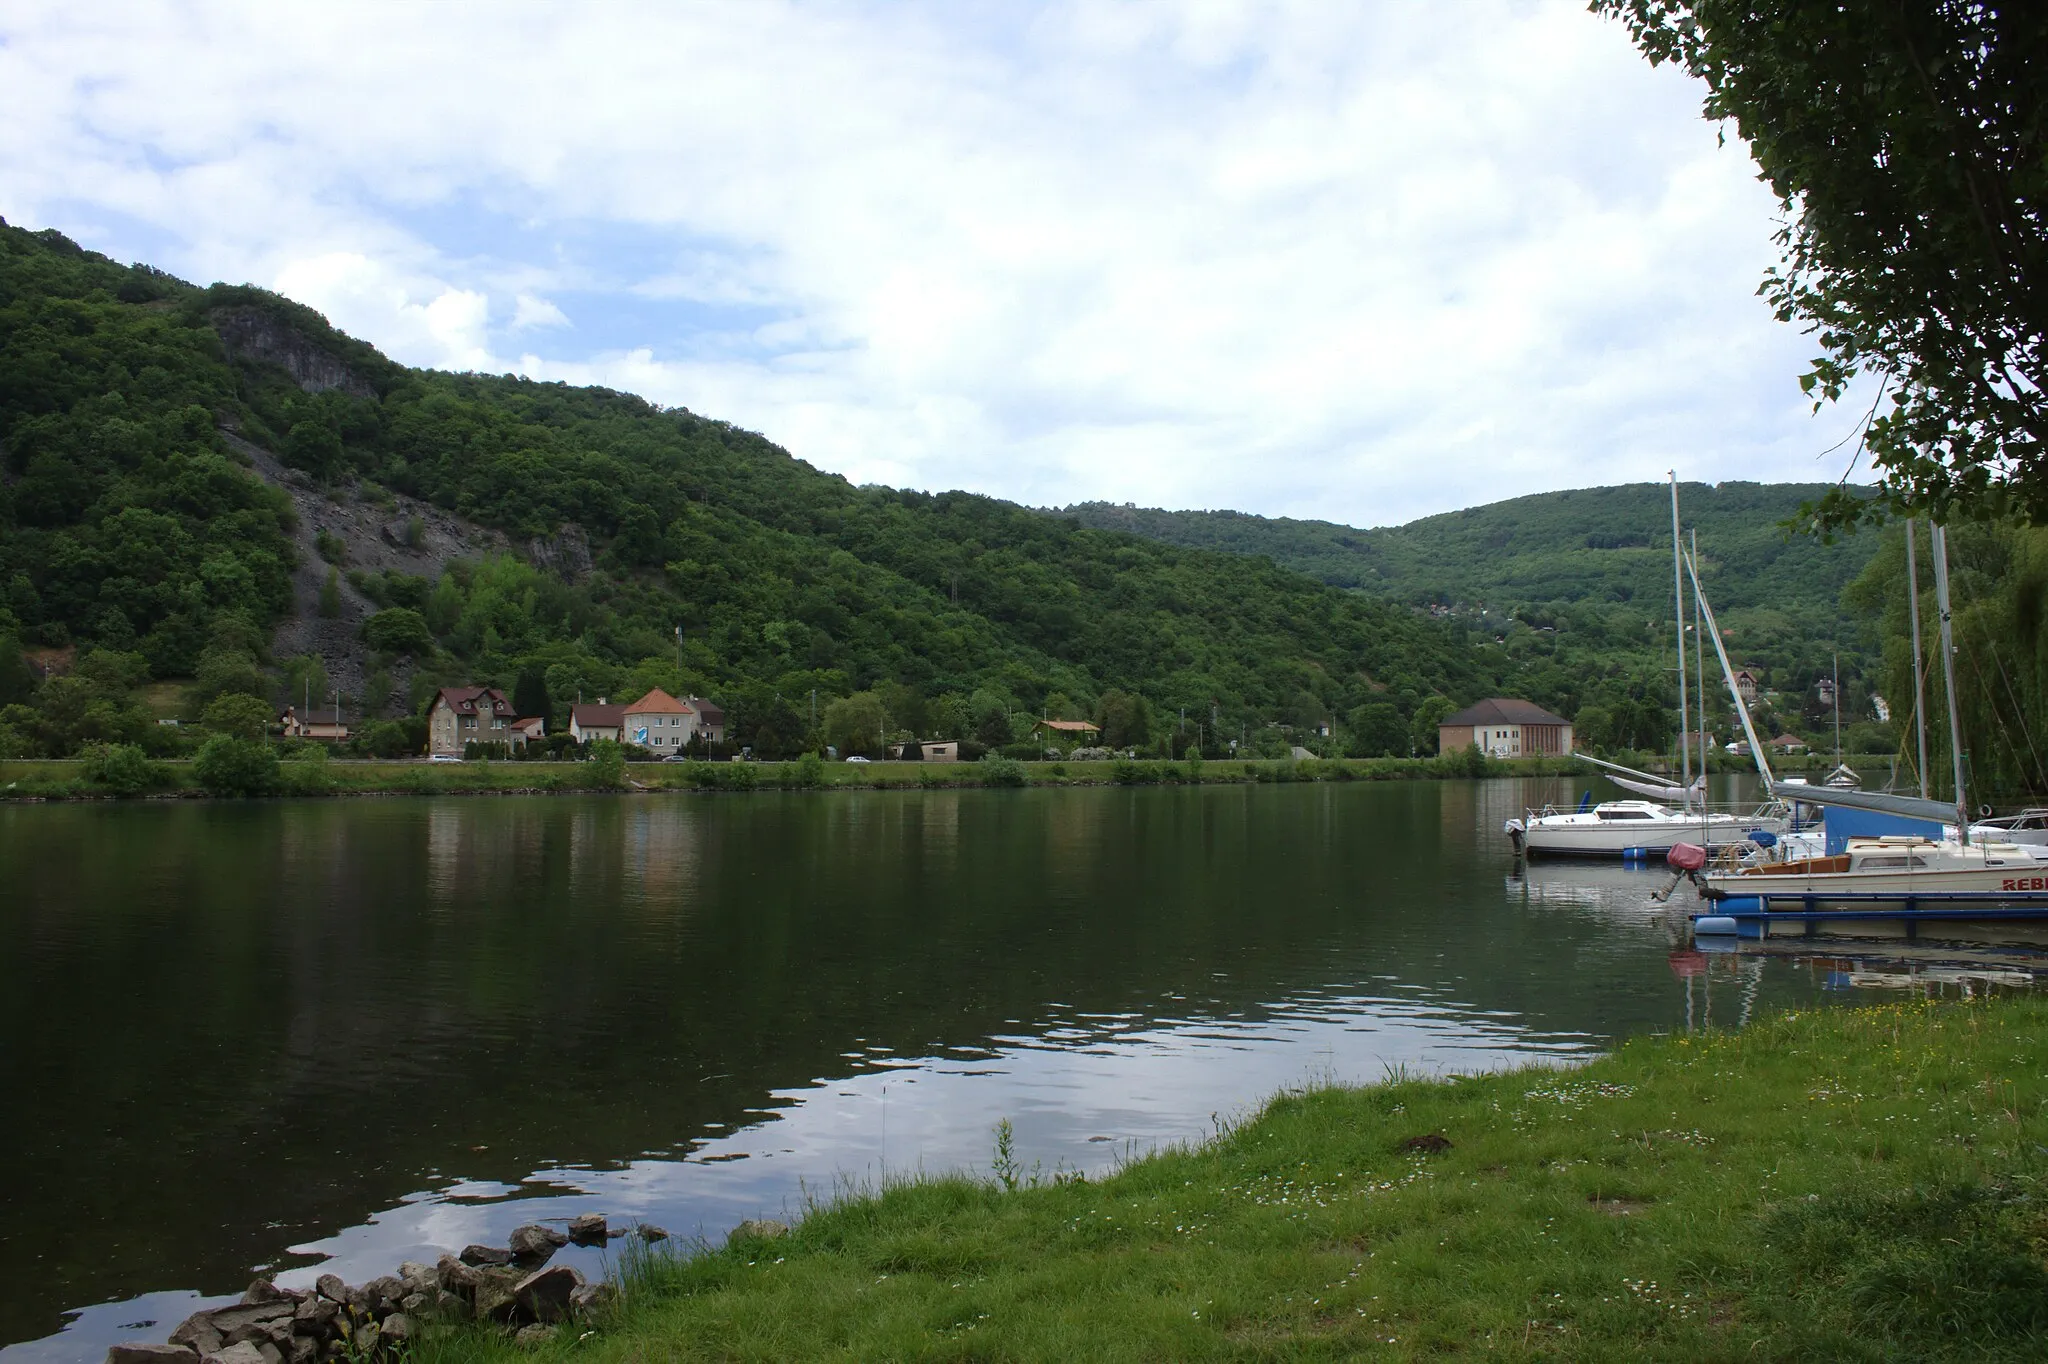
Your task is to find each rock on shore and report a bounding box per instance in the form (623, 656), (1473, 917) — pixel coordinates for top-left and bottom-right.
(105, 1219), (642, 1363)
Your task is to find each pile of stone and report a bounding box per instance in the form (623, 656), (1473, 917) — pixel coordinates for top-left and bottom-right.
(105, 1216), (660, 1363)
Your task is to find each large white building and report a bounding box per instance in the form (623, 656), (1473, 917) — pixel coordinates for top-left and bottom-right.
(1438, 698), (1574, 758)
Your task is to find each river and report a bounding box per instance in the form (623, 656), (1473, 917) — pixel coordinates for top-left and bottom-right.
(2, 776), (2038, 1359)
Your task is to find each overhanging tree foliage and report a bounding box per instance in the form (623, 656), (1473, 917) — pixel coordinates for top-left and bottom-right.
(1596, 1), (2048, 528)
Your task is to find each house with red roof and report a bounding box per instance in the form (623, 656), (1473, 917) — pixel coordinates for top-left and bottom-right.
(623, 688), (696, 754)
(427, 686), (519, 756)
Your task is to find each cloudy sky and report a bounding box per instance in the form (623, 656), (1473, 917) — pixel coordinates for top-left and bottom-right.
(1, 1), (1871, 527)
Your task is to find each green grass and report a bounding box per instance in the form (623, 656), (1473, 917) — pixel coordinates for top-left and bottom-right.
(0, 750), (1896, 801)
(1, 754), (1590, 800)
(420, 998), (2048, 1362)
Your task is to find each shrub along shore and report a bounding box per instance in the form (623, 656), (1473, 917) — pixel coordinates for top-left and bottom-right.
(2, 749), (1887, 802)
(410, 997), (2048, 1363)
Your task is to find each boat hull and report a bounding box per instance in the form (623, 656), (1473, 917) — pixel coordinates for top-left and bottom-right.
(1698, 865), (2048, 943)
(1694, 897), (2048, 944)
(1511, 816), (1778, 859)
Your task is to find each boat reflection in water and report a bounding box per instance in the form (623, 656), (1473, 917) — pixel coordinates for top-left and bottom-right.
(1671, 940), (2046, 1031)
(1504, 859), (1688, 932)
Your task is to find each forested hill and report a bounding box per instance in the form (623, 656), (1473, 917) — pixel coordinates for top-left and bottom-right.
(1061, 483), (1882, 618)
(1061, 484), (1897, 756)
(0, 219), (1498, 760)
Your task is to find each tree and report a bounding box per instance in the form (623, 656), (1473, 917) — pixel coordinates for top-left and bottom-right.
(281, 654), (330, 715)
(513, 667), (552, 722)
(0, 638), (36, 707)
(318, 567), (343, 619)
(1095, 689), (1152, 750)
(1409, 696), (1457, 756)
(1572, 704), (1614, 753)
(1347, 701), (1407, 758)
(968, 690), (1015, 748)
(284, 421), (344, 480)
(203, 691), (276, 741)
(823, 691), (886, 758)
(364, 607), (435, 656)
(1597, 2), (2048, 527)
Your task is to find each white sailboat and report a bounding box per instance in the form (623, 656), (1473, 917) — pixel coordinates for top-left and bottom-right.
(1506, 796), (1781, 858)
(1686, 524), (2048, 939)
(1505, 477), (1786, 858)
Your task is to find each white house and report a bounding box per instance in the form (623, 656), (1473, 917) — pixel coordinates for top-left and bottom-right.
(1438, 699), (1574, 758)
(623, 688), (696, 753)
(569, 701), (624, 744)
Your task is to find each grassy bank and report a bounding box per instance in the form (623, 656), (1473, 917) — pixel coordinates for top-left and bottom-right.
(424, 998), (2048, 1362)
(0, 753), (1593, 800)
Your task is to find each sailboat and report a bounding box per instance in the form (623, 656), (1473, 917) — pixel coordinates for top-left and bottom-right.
(1505, 477), (1786, 858)
(1683, 525), (2048, 940)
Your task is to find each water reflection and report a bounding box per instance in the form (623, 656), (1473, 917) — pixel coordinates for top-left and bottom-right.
(2, 780), (2043, 1362)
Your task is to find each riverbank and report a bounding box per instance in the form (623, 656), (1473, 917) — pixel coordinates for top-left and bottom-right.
(0, 750), (1884, 802)
(414, 997), (2048, 1362)
(1, 753), (1572, 800)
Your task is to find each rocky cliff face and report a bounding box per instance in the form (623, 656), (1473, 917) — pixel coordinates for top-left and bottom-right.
(226, 432), (513, 718)
(214, 311), (597, 720)
(211, 307), (377, 399)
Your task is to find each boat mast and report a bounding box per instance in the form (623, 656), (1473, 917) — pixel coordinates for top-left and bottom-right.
(1833, 652), (1842, 765)
(1904, 518), (1930, 799)
(1670, 474), (1692, 809)
(1686, 550), (1776, 791)
(1930, 522), (1970, 844)
(1693, 528), (1708, 799)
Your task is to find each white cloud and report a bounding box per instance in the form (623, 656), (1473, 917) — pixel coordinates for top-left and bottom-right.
(0, 0), (1865, 525)
(270, 253), (494, 374)
(510, 293), (568, 332)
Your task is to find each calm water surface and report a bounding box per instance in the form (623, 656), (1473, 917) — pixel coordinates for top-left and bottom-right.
(3, 777), (2039, 1359)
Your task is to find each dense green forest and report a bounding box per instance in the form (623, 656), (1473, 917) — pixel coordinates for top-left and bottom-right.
(1844, 520), (2048, 804)
(1063, 485), (1876, 621)
(0, 218), (1932, 772)
(1066, 488), (1897, 760)
(0, 219), (1502, 763)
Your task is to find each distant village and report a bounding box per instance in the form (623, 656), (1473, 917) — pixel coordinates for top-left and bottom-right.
(268, 675), (1847, 765)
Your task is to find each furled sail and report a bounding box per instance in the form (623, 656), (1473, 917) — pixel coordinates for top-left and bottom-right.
(1574, 753), (1703, 804)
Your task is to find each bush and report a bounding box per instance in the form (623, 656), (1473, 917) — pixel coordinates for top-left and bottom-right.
(363, 607), (434, 656)
(587, 739), (625, 790)
(684, 760), (758, 791)
(354, 717), (425, 758)
(280, 747), (332, 795)
(193, 734), (279, 796)
(80, 742), (169, 795)
(790, 751), (824, 788)
(979, 754), (1027, 787)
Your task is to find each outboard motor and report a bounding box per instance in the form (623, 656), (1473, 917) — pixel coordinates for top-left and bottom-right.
(1653, 842), (1709, 902)
(1666, 842), (1708, 871)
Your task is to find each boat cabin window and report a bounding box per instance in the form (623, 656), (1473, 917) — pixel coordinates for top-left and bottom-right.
(1596, 809), (1655, 820)
(1854, 854), (1928, 869)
